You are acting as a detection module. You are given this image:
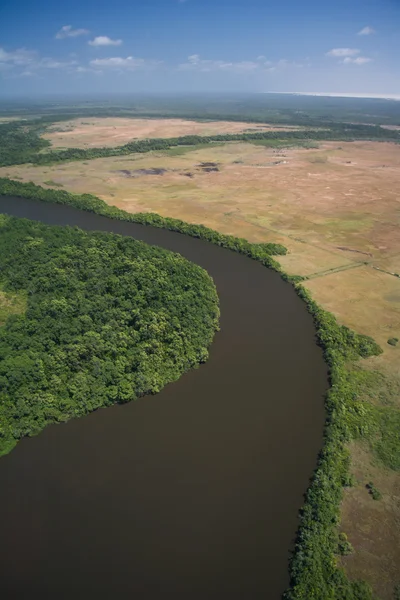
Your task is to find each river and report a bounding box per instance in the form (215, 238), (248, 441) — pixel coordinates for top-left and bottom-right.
(0, 195), (327, 600)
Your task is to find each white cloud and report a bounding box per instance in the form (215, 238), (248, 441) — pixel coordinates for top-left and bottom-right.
(178, 54), (259, 72)
(257, 55), (273, 66)
(179, 54), (274, 72)
(326, 48), (360, 58)
(0, 47), (37, 66)
(326, 47), (371, 65)
(343, 56), (372, 65)
(75, 65), (103, 75)
(0, 46), (80, 77)
(90, 56), (161, 70)
(179, 54), (233, 71)
(55, 25), (89, 39)
(358, 26), (375, 36)
(39, 58), (78, 69)
(88, 36), (123, 47)
(178, 54), (304, 73)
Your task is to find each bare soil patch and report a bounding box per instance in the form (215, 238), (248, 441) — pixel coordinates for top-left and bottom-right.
(117, 168), (168, 177)
(42, 117), (302, 149)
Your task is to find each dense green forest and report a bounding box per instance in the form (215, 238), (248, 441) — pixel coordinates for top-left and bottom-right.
(0, 119), (51, 166)
(0, 112), (399, 167)
(0, 215), (219, 456)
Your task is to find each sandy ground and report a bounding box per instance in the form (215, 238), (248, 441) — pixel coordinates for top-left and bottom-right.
(42, 117), (302, 148)
(2, 136), (400, 597)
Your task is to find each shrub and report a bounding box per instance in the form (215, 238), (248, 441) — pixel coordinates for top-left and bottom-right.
(366, 482), (382, 500)
(338, 533), (354, 556)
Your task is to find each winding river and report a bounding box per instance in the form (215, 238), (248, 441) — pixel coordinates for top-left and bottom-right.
(0, 195), (327, 600)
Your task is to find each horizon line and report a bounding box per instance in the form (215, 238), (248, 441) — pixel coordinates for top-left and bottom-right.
(266, 91), (400, 101)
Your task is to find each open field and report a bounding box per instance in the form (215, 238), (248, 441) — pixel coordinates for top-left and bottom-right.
(42, 117), (303, 148)
(1, 133), (400, 597)
(0, 286), (26, 325)
(340, 442), (400, 600)
(2, 140), (399, 350)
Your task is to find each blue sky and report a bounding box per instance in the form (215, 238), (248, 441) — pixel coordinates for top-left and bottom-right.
(0, 0), (399, 97)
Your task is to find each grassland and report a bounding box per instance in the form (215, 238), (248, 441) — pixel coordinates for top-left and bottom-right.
(0, 284), (26, 325)
(1, 122), (400, 598)
(2, 140), (399, 350)
(42, 117), (303, 149)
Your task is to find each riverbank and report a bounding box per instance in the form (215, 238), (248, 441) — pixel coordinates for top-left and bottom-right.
(0, 178), (388, 598)
(0, 213), (220, 457)
(0, 184), (328, 599)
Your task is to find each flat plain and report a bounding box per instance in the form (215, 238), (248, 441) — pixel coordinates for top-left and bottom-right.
(42, 117), (302, 148)
(1, 118), (400, 598)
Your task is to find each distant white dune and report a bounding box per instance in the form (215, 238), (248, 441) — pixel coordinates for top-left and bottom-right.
(266, 91), (400, 101)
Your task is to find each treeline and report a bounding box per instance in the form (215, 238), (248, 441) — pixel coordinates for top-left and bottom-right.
(1, 117), (399, 167)
(0, 178), (288, 258)
(0, 214), (219, 456)
(32, 125), (400, 166)
(0, 119), (51, 166)
(284, 288), (382, 600)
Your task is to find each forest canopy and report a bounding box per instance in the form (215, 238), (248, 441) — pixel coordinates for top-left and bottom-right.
(0, 215), (219, 456)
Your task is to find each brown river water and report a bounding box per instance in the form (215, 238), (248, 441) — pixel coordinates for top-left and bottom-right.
(0, 195), (327, 600)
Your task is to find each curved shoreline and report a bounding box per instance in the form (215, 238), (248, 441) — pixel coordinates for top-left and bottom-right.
(0, 194), (328, 599)
(0, 183), (382, 599)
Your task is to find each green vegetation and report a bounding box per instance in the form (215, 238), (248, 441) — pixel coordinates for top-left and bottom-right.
(17, 126), (400, 165)
(43, 179), (64, 187)
(366, 482), (382, 501)
(344, 368), (400, 471)
(0, 178), (287, 258)
(0, 283), (26, 325)
(158, 142), (225, 156)
(0, 214), (220, 456)
(342, 473), (356, 488)
(284, 287), (382, 600)
(1, 93), (400, 126)
(371, 408), (400, 471)
(248, 138), (320, 149)
(0, 115), (399, 167)
(338, 533), (354, 556)
(0, 119), (50, 166)
(1, 178), (397, 599)
(387, 337), (398, 346)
